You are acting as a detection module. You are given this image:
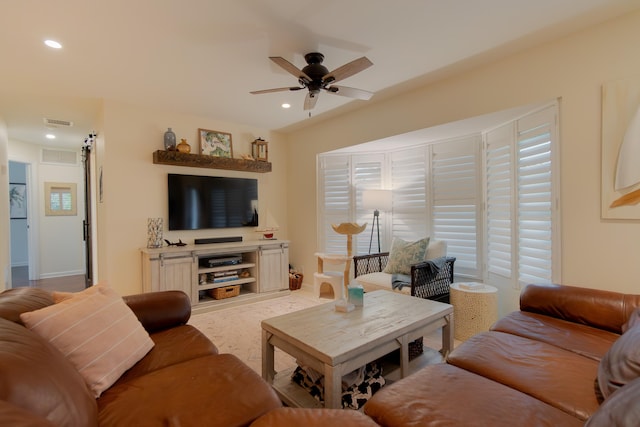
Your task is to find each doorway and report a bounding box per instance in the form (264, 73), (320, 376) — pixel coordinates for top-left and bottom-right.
(8, 151), (88, 291)
(9, 160), (32, 286)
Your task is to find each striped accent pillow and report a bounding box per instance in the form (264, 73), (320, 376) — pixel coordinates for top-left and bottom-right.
(20, 285), (154, 397)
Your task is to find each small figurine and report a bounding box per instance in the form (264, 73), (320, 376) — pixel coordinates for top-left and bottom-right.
(164, 239), (187, 247)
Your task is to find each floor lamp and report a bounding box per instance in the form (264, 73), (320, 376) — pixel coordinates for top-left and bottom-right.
(362, 189), (392, 254)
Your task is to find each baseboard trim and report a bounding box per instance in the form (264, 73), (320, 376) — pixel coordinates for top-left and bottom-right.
(39, 270), (85, 280)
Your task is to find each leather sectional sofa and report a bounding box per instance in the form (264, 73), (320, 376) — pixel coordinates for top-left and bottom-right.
(0, 286), (379, 427)
(363, 283), (640, 426)
(0, 286), (284, 427)
(3, 283), (640, 426)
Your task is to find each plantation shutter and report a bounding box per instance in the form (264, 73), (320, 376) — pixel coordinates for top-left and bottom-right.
(390, 147), (429, 242)
(485, 123), (514, 288)
(430, 136), (482, 277)
(516, 108), (555, 286)
(353, 154), (385, 255)
(318, 156), (351, 253)
(484, 105), (557, 289)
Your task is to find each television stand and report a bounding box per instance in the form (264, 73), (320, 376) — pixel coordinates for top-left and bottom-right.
(141, 240), (289, 312)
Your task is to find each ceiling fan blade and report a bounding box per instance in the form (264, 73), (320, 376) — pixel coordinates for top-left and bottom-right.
(304, 92), (319, 110)
(323, 57), (373, 84)
(250, 87), (304, 95)
(269, 56), (312, 84)
(326, 85), (374, 100)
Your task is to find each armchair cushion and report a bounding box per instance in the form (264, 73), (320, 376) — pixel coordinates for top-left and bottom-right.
(383, 237), (429, 275)
(357, 272), (406, 293)
(425, 239), (447, 260)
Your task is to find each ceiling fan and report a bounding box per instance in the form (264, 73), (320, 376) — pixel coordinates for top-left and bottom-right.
(250, 52), (374, 111)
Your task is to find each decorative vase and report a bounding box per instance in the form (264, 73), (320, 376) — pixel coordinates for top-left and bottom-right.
(147, 218), (163, 248)
(177, 138), (191, 153)
(164, 128), (176, 151)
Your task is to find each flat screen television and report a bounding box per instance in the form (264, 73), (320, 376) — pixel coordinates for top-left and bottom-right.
(168, 174), (258, 230)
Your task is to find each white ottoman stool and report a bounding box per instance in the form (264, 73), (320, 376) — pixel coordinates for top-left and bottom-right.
(450, 282), (498, 341)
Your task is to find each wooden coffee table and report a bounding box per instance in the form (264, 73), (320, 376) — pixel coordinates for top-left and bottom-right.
(261, 290), (453, 408)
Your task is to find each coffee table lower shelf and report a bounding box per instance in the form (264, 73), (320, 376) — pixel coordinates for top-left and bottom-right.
(272, 350), (441, 408)
(273, 368), (324, 409)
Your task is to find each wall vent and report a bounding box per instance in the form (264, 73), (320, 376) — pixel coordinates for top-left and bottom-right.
(41, 149), (78, 165)
(43, 117), (74, 128)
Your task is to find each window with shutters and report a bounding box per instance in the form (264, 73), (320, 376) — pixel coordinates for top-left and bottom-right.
(485, 124), (514, 288)
(317, 154), (385, 255)
(317, 103), (559, 285)
(353, 154), (386, 255)
(317, 156), (351, 254)
(484, 105), (559, 289)
(390, 147), (429, 242)
(430, 136), (482, 278)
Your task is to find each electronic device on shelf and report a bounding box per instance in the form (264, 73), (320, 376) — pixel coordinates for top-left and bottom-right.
(199, 255), (243, 268)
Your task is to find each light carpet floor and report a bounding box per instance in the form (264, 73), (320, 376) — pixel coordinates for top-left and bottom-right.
(188, 288), (448, 375)
(188, 288), (324, 374)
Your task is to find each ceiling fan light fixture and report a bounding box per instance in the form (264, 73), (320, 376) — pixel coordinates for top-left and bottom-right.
(251, 52), (374, 111)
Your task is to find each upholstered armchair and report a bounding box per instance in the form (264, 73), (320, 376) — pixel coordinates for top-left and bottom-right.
(352, 239), (455, 303)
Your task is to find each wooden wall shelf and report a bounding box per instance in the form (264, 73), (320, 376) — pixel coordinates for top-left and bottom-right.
(153, 150), (272, 173)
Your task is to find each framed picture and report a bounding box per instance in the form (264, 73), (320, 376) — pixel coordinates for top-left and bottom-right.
(199, 128), (233, 158)
(602, 76), (640, 219)
(45, 182), (77, 216)
(9, 183), (27, 219)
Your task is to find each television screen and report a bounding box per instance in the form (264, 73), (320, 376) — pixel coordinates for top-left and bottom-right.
(168, 174), (258, 230)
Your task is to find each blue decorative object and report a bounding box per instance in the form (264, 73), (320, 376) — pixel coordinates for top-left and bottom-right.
(164, 128), (176, 150)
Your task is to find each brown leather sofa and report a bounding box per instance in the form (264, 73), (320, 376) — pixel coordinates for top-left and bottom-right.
(5, 284), (640, 426)
(363, 283), (640, 426)
(0, 287), (283, 427)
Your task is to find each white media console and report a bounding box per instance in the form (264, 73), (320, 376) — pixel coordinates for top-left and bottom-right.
(141, 240), (289, 313)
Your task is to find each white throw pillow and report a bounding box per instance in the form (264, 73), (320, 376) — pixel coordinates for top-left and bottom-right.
(425, 239), (447, 260)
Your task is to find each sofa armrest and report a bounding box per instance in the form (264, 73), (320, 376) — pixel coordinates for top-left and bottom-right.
(0, 400), (56, 427)
(123, 290), (191, 333)
(520, 284), (640, 334)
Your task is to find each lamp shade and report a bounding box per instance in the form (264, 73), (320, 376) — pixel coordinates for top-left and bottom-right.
(362, 189), (392, 211)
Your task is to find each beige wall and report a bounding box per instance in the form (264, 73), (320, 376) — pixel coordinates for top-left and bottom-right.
(0, 118), (9, 290)
(286, 10), (640, 313)
(3, 10), (639, 307)
(97, 100), (287, 296)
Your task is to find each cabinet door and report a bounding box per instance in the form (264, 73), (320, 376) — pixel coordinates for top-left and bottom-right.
(158, 255), (197, 304)
(259, 244), (289, 293)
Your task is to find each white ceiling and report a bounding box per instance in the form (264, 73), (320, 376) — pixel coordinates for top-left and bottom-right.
(1, 0), (639, 151)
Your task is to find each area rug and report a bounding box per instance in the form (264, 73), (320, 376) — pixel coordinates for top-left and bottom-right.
(188, 288), (325, 374)
(188, 288), (449, 376)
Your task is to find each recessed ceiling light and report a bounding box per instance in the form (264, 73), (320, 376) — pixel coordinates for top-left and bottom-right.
(45, 134), (56, 139)
(281, 103), (291, 109)
(44, 39), (62, 49)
